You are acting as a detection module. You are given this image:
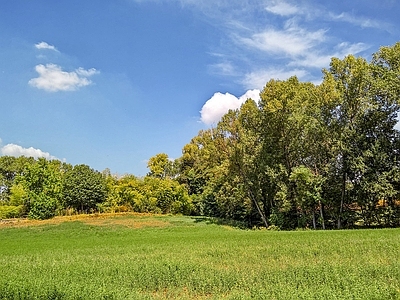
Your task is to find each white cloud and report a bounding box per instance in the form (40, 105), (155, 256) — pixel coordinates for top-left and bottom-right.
(1, 143), (58, 160)
(209, 61), (237, 76)
(200, 89), (260, 125)
(290, 53), (333, 69)
(76, 67), (99, 77)
(336, 42), (370, 56)
(265, 2), (300, 16)
(330, 12), (382, 29)
(28, 64), (99, 92)
(240, 24), (326, 57)
(133, 0), (390, 102)
(242, 68), (308, 90)
(289, 42), (370, 69)
(239, 89), (261, 103)
(35, 41), (58, 52)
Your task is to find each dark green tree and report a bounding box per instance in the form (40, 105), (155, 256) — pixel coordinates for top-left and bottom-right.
(321, 43), (400, 228)
(62, 164), (106, 213)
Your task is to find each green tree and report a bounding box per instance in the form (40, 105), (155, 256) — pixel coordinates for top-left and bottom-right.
(322, 43), (400, 228)
(11, 158), (65, 219)
(147, 153), (173, 179)
(176, 127), (233, 216)
(256, 77), (323, 228)
(0, 156), (35, 202)
(220, 100), (270, 227)
(62, 164), (106, 213)
(290, 166), (325, 229)
(104, 174), (192, 215)
(174, 42), (400, 229)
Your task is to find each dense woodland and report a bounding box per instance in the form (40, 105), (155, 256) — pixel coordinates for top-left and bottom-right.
(1, 43), (400, 229)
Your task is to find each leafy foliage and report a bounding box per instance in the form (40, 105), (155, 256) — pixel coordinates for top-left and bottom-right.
(62, 164), (106, 213)
(0, 205), (24, 219)
(175, 42), (400, 229)
(0, 156), (35, 202)
(103, 173), (192, 215)
(10, 158), (65, 219)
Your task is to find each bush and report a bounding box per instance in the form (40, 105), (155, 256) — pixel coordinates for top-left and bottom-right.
(27, 194), (57, 220)
(0, 205), (24, 219)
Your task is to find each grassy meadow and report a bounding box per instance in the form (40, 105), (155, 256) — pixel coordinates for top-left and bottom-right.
(0, 214), (399, 299)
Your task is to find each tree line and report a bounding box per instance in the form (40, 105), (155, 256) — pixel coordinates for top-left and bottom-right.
(174, 42), (400, 229)
(1, 43), (400, 229)
(0, 155), (191, 220)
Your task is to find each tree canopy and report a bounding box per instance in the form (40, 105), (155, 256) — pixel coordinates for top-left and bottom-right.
(173, 42), (400, 229)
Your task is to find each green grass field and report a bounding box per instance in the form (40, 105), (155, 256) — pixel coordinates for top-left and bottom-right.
(0, 214), (399, 299)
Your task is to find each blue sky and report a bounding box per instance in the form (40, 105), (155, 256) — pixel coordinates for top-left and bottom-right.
(0, 0), (399, 176)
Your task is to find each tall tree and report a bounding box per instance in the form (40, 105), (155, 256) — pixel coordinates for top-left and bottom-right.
(147, 153), (173, 179)
(323, 43), (400, 228)
(257, 77), (323, 228)
(174, 42), (400, 229)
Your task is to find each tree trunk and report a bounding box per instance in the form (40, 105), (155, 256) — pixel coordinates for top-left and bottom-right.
(312, 210), (316, 230)
(248, 189), (269, 228)
(338, 171), (346, 229)
(319, 200), (326, 230)
(237, 163), (269, 228)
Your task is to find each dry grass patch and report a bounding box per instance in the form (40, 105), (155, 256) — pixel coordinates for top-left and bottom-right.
(0, 212), (170, 229)
(81, 217), (170, 229)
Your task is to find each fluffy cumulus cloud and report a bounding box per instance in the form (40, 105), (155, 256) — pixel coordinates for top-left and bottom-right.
(200, 89), (260, 125)
(0, 143), (58, 160)
(28, 64), (99, 92)
(35, 41), (58, 52)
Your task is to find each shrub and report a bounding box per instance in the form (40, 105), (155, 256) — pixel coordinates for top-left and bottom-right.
(0, 205), (24, 219)
(27, 194), (57, 220)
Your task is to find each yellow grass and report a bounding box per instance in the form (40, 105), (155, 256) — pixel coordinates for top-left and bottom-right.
(0, 212), (169, 229)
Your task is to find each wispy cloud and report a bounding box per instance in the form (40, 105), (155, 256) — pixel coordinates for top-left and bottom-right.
(131, 0), (390, 120)
(239, 21), (326, 58)
(35, 41), (59, 52)
(265, 1), (301, 16)
(242, 68), (308, 90)
(200, 89), (260, 125)
(289, 42), (370, 69)
(133, 1), (377, 80)
(28, 64), (99, 92)
(329, 12), (383, 29)
(209, 61), (238, 76)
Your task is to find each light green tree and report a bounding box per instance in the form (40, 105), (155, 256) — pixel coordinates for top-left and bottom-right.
(11, 158), (65, 219)
(147, 153), (177, 179)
